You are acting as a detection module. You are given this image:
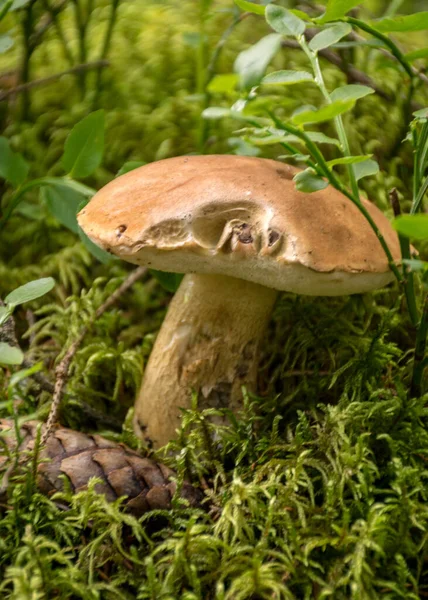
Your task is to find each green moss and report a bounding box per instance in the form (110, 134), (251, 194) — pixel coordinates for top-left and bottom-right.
(1, 0), (428, 597)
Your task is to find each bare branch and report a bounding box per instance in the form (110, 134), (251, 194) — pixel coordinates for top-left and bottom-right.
(0, 60), (109, 102)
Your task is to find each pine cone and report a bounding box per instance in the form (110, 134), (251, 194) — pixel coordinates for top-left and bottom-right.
(0, 419), (203, 516)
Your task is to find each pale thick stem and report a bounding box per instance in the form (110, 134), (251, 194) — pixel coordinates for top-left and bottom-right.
(134, 273), (278, 447)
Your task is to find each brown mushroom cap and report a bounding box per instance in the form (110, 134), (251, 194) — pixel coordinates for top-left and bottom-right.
(77, 155), (401, 296)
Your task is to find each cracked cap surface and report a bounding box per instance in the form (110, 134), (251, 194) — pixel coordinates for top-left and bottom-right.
(77, 155), (401, 296)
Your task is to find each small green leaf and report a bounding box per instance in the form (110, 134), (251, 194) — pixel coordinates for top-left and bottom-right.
(327, 155), (372, 167)
(292, 99), (355, 125)
(9, 362), (42, 388)
(150, 270), (184, 293)
(393, 214), (428, 240)
(62, 110), (105, 179)
(10, 0), (32, 10)
(309, 23), (352, 52)
(413, 108), (428, 120)
(262, 70), (314, 85)
(0, 306), (11, 326)
(305, 131), (341, 146)
(207, 74), (239, 94)
(278, 153), (311, 162)
(402, 258), (428, 272)
(405, 48), (428, 61)
(0, 342), (23, 366)
(203, 107), (233, 119)
(42, 185), (85, 234)
(330, 84), (374, 102)
(5, 277), (55, 307)
(293, 169), (328, 192)
(373, 12), (428, 33)
(0, 137), (29, 187)
(234, 0), (265, 15)
(317, 0), (362, 23)
(228, 137), (260, 156)
(116, 161), (146, 177)
(265, 4), (306, 37)
(352, 158), (379, 181)
(0, 34), (13, 53)
(234, 34), (282, 89)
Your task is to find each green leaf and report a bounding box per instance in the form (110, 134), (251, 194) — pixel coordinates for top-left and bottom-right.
(293, 169), (328, 192)
(265, 4), (306, 37)
(0, 342), (23, 366)
(5, 277), (55, 307)
(207, 73), (239, 94)
(393, 214), (428, 240)
(317, 0), (362, 23)
(10, 0), (32, 10)
(309, 23), (352, 52)
(234, 34), (282, 89)
(292, 99), (355, 125)
(62, 110), (105, 179)
(330, 84), (374, 102)
(55, 177), (96, 197)
(42, 185), (85, 234)
(262, 70), (314, 85)
(150, 270), (184, 293)
(352, 158), (379, 181)
(8, 362), (42, 388)
(234, 0), (265, 15)
(402, 258), (428, 273)
(373, 12), (428, 33)
(413, 108), (428, 120)
(0, 34), (13, 53)
(327, 154), (372, 167)
(405, 48), (428, 61)
(116, 161), (146, 177)
(0, 137), (29, 187)
(304, 131), (341, 146)
(0, 306), (11, 326)
(202, 107), (233, 119)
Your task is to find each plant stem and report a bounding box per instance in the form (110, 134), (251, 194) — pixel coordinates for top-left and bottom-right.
(300, 38), (360, 202)
(71, 0), (90, 96)
(410, 294), (428, 398)
(0, 60), (109, 102)
(344, 17), (413, 79)
(92, 0), (120, 108)
(20, 1), (36, 120)
(41, 0), (74, 66)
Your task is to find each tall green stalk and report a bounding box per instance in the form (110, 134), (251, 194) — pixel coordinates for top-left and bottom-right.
(92, 0), (120, 107)
(300, 38), (360, 202)
(20, 0), (36, 121)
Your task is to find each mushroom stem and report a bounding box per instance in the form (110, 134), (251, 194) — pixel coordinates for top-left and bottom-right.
(134, 273), (278, 447)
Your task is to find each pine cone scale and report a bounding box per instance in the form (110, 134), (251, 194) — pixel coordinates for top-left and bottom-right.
(0, 420), (204, 515)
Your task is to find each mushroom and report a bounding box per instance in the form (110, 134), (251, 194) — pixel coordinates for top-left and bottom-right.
(77, 155), (401, 448)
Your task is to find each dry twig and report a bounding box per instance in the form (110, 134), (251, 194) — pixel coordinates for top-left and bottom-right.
(0, 60), (109, 102)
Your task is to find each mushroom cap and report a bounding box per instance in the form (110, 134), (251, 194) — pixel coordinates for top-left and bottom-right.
(77, 155), (401, 296)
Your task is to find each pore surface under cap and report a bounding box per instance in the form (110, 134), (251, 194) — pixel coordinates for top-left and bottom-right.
(77, 155), (401, 296)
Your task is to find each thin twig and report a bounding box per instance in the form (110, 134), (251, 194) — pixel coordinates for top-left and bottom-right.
(41, 267), (147, 443)
(0, 61), (109, 102)
(0, 301), (123, 429)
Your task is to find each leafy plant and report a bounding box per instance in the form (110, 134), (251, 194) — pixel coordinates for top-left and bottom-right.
(0, 277), (55, 365)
